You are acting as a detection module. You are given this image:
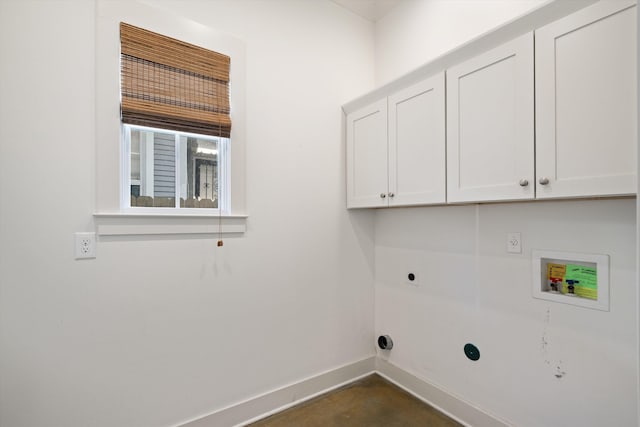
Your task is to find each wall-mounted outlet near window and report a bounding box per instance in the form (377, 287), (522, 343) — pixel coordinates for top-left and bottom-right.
(75, 232), (96, 259)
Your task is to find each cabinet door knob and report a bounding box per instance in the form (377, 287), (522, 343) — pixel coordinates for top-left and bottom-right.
(539, 177), (550, 185)
(519, 179), (529, 187)
(380, 193), (386, 199)
(388, 192), (395, 198)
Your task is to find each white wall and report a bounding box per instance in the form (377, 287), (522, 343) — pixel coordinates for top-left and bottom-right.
(0, 1), (376, 426)
(637, 3), (640, 424)
(2, 1), (636, 427)
(375, 0), (547, 84)
(376, 200), (637, 426)
(374, 1), (638, 426)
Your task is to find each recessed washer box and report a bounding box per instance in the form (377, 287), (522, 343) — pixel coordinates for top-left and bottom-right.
(532, 250), (609, 311)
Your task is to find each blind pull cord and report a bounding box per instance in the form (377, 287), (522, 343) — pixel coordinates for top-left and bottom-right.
(217, 99), (223, 248)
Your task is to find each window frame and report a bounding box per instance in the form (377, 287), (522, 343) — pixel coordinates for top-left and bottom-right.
(95, 0), (246, 236)
(121, 124), (230, 214)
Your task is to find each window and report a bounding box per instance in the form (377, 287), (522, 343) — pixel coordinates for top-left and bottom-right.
(95, 1), (247, 236)
(119, 22), (231, 212)
(124, 125), (229, 210)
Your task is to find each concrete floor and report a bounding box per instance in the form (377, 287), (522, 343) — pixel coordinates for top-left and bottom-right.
(249, 374), (462, 427)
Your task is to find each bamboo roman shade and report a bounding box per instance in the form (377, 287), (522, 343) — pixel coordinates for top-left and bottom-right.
(120, 22), (231, 138)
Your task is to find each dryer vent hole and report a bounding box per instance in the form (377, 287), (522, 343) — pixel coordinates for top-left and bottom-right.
(378, 335), (393, 350)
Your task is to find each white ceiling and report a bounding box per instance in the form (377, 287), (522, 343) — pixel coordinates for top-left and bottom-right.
(331, 0), (403, 22)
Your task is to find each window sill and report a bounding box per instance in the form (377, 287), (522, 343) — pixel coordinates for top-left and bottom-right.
(93, 212), (247, 236)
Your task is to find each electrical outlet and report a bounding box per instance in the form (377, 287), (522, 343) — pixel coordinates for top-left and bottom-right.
(507, 232), (522, 254)
(75, 232), (96, 259)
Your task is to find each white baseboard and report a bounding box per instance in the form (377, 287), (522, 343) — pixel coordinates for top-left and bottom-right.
(178, 356), (510, 427)
(376, 358), (511, 427)
(177, 356), (376, 427)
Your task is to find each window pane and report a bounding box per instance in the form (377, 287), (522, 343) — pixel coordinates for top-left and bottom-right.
(125, 125), (225, 210)
(180, 136), (218, 208)
(129, 128), (176, 208)
(130, 130), (141, 198)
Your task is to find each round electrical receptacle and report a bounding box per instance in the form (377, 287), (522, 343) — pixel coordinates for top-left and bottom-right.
(464, 343), (480, 361)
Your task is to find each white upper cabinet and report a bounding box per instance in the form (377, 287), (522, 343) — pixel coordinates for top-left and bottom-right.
(346, 99), (388, 208)
(446, 33), (534, 203)
(346, 73), (445, 208)
(388, 72), (445, 206)
(345, 1), (637, 208)
(535, 1), (637, 199)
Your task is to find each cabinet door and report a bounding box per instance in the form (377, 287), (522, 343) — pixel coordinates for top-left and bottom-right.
(447, 33), (534, 203)
(388, 72), (445, 206)
(346, 99), (388, 208)
(536, 1), (637, 199)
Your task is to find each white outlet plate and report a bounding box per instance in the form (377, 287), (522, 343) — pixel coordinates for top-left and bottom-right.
(507, 232), (521, 253)
(75, 232), (96, 259)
